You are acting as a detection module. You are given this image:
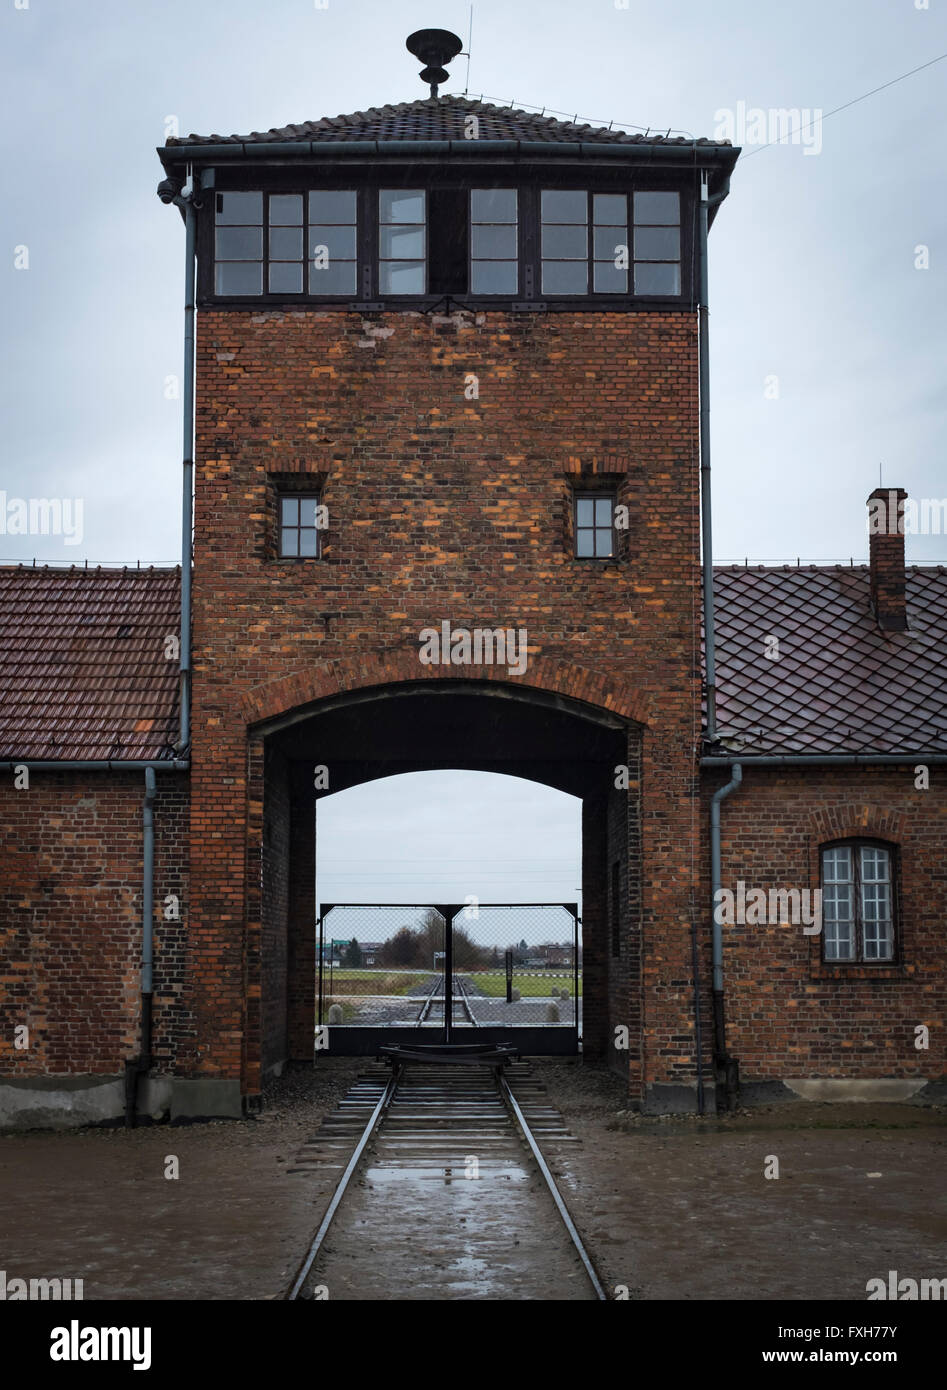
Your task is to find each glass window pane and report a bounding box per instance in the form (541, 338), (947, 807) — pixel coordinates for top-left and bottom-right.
(471, 225), (518, 259)
(595, 498), (613, 524)
(215, 226), (263, 260)
(380, 226), (425, 259)
(595, 528), (614, 556)
(471, 261), (518, 294)
(594, 261), (628, 293)
(268, 261), (303, 293)
(309, 259), (356, 294)
(380, 190), (425, 223)
(634, 191), (680, 225)
(299, 498), (320, 527)
(379, 260), (425, 294)
(280, 497), (299, 524)
(215, 261), (263, 295)
(542, 225), (587, 258)
(471, 189), (518, 223)
(309, 190), (357, 224)
(593, 227), (629, 260)
(216, 191), (263, 225)
(541, 190), (587, 222)
(634, 226), (681, 260)
(269, 195), (302, 225)
(542, 260), (587, 294)
(280, 528), (299, 557)
(860, 846), (890, 881)
(270, 227), (303, 260)
(576, 498), (595, 526)
(593, 194), (627, 225)
(311, 225), (357, 259)
(823, 846), (853, 881)
(298, 529), (318, 557)
(634, 262), (681, 295)
(575, 529), (595, 557)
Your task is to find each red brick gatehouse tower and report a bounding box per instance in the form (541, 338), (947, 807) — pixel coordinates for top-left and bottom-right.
(1, 48), (944, 1126)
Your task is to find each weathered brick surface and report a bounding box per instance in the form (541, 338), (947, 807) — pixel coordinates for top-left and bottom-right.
(702, 767), (946, 1084)
(0, 771), (189, 1075)
(188, 306), (702, 1097)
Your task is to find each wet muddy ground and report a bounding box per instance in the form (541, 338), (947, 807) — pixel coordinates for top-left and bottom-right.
(0, 1058), (943, 1301)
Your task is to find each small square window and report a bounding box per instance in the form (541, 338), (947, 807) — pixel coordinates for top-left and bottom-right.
(574, 492), (616, 558)
(279, 493), (323, 559)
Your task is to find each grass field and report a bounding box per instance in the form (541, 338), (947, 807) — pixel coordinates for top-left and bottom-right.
(320, 971), (426, 996)
(460, 971), (582, 999)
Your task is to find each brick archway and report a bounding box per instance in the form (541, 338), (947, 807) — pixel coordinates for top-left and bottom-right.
(241, 650), (648, 729)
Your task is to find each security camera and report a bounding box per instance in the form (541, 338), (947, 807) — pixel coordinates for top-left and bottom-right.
(157, 177), (183, 204)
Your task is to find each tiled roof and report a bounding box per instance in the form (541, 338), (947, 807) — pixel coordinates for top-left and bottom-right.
(167, 95), (727, 148)
(712, 566), (947, 756)
(1, 563), (945, 762)
(0, 566), (181, 762)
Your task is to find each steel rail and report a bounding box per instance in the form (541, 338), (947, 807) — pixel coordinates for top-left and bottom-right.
(416, 973), (443, 1024)
(285, 1068), (400, 1300)
(496, 1072), (608, 1301)
(452, 973), (477, 1027)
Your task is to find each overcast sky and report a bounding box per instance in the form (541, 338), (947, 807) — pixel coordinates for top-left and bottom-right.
(2, 0), (944, 905)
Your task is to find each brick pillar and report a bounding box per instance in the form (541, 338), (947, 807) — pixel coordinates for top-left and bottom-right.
(867, 487), (908, 631)
(288, 785), (316, 1059)
(581, 795), (608, 1059)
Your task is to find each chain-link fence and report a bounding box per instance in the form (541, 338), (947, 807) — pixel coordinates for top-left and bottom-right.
(318, 903), (580, 1030)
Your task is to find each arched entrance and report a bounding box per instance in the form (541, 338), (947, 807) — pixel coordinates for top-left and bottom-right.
(243, 676), (642, 1094)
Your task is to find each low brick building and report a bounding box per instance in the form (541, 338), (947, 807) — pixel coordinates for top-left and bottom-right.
(0, 92), (943, 1127)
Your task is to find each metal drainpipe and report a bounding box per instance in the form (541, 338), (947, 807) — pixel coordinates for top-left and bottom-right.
(125, 766), (157, 1128)
(699, 169), (730, 745)
(710, 763), (742, 1111)
(697, 168), (732, 1111)
(168, 170), (196, 754)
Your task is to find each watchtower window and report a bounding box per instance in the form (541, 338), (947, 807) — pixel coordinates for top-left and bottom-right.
(309, 191), (358, 296)
(215, 191), (264, 295)
(379, 189), (426, 294)
(470, 189), (518, 295)
(541, 190), (588, 294)
(269, 195), (303, 293)
(633, 192), (681, 295)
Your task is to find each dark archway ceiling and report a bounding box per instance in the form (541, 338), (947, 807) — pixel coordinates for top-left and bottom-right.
(265, 682), (627, 799)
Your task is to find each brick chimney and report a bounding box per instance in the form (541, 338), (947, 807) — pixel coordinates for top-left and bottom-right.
(866, 487), (908, 631)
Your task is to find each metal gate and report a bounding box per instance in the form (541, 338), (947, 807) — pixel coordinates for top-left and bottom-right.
(316, 903), (580, 1055)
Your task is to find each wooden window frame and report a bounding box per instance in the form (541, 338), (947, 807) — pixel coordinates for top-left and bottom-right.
(277, 491), (324, 560)
(574, 489), (618, 560)
(819, 838), (899, 965)
(200, 173), (695, 310)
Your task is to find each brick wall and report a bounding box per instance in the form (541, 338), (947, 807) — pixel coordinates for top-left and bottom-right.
(189, 305), (702, 1098)
(0, 771), (189, 1077)
(702, 766), (946, 1084)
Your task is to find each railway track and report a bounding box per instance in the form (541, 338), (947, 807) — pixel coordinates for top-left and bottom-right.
(286, 1057), (606, 1301)
(415, 973), (477, 1026)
